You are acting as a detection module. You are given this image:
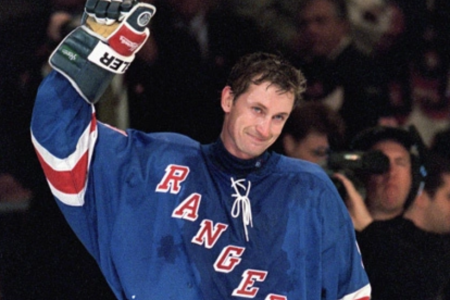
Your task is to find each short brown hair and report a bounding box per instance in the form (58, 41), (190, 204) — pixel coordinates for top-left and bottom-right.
(226, 52), (306, 107)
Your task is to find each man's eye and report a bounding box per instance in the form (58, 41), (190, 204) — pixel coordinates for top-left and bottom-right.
(312, 148), (329, 157)
(253, 107), (262, 113)
(396, 159), (410, 167)
(274, 115), (285, 121)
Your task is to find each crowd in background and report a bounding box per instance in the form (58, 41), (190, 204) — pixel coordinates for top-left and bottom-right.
(1, 0), (450, 299)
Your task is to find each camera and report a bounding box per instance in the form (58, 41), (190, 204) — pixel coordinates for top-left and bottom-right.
(327, 150), (390, 174)
(324, 150), (390, 200)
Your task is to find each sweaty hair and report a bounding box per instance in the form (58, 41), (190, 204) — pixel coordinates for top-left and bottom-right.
(226, 52), (307, 107)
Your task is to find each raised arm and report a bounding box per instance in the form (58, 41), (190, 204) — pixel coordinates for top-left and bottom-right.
(31, 0), (156, 203)
(30, 2), (157, 272)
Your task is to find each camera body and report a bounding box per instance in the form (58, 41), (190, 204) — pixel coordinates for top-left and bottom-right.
(324, 150), (390, 200)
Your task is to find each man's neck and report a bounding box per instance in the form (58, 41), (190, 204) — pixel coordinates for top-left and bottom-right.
(403, 208), (435, 233)
(204, 139), (270, 178)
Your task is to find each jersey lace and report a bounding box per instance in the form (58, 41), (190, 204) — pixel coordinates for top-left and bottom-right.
(230, 178), (253, 242)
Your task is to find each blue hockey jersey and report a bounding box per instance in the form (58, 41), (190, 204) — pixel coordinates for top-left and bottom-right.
(31, 71), (371, 300)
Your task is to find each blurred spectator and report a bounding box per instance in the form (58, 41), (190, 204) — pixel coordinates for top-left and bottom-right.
(345, 126), (426, 222)
(0, 0), (87, 202)
(350, 0), (415, 123)
(224, 0), (303, 55)
(0, 0), (115, 298)
(336, 152), (450, 300)
(405, 11), (450, 146)
(274, 101), (346, 166)
(349, 0), (427, 56)
(347, 0), (450, 146)
(288, 0), (393, 143)
(347, 0), (392, 55)
(125, 0), (267, 143)
(0, 0), (52, 212)
(391, 0), (429, 48)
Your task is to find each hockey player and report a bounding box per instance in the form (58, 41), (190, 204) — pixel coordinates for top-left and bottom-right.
(30, 0), (371, 299)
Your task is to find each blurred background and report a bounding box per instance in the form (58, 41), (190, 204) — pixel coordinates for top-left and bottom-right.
(1, 0), (450, 298)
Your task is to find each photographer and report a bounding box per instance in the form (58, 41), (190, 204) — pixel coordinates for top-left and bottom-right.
(335, 126), (425, 225)
(334, 126), (450, 299)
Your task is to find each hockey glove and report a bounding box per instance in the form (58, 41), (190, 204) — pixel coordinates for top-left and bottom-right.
(49, 0), (156, 104)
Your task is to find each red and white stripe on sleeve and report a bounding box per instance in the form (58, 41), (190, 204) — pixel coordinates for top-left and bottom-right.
(340, 283), (371, 300)
(31, 112), (98, 206)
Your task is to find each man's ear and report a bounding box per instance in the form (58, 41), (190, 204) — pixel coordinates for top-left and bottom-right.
(221, 86), (234, 113)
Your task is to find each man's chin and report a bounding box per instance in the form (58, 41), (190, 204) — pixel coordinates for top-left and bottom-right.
(381, 196), (404, 213)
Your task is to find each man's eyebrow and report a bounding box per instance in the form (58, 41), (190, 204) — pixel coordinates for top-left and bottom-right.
(394, 156), (410, 163)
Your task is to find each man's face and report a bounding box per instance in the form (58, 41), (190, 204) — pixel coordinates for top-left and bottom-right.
(424, 174), (450, 234)
(298, 0), (349, 57)
(283, 131), (329, 165)
(220, 82), (295, 159)
(366, 140), (412, 219)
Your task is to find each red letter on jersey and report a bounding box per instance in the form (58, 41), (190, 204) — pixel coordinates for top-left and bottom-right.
(214, 245), (245, 273)
(232, 269), (268, 298)
(156, 164), (189, 194)
(265, 294), (287, 300)
(192, 219), (228, 249)
(172, 193), (201, 221)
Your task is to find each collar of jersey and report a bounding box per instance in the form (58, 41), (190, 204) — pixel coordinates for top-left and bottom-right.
(202, 139), (272, 178)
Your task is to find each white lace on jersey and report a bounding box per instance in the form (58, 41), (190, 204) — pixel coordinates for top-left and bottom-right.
(230, 178), (253, 242)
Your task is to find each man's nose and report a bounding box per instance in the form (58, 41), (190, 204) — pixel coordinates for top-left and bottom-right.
(256, 119), (271, 138)
(386, 163), (398, 177)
